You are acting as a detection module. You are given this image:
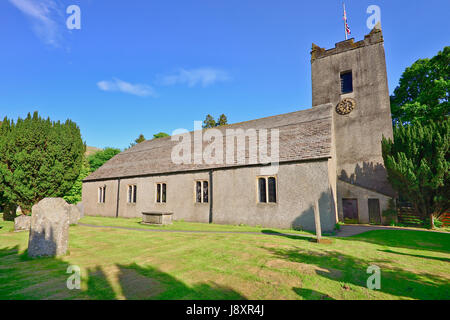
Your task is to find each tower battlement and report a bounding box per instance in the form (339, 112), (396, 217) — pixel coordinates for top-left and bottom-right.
(311, 23), (383, 62)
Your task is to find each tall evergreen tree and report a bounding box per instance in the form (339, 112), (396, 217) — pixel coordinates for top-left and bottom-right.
(0, 112), (84, 214)
(382, 119), (449, 229)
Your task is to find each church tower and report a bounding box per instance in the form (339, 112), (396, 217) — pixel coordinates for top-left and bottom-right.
(311, 23), (394, 224)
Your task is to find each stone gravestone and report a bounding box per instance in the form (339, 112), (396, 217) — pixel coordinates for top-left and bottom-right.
(76, 203), (84, 219)
(28, 198), (70, 258)
(68, 204), (81, 225)
(14, 215), (31, 232)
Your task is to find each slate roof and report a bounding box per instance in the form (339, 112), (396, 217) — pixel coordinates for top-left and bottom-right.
(84, 103), (333, 182)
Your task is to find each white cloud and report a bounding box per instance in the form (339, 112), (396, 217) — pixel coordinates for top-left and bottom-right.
(160, 68), (231, 87)
(9, 0), (64, 46)
(97, 78), (157, 97)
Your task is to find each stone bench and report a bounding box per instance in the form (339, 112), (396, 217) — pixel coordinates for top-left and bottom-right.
(142, 212), (173, 225)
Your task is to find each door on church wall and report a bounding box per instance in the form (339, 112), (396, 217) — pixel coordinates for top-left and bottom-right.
(342, 199), (358, 223)
(368, 199), (381, 225)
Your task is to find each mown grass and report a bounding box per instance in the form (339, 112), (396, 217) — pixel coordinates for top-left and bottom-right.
(79, 216), (315, 235)
(0, 215), (449, 300)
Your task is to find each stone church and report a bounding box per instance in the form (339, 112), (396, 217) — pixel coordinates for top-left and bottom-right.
(82, 24), (394, 232)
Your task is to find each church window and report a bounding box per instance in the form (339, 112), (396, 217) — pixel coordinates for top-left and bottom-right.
(98, 186), (106, 203)
(195, 181), (209, 203)
(258, 177), (277, 203)
(127, 185), (137, 203)
(340, 71), (353, 94)
(156, 183), (167, 203)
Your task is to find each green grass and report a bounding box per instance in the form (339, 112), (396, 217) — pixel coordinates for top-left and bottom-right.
(79, 215), (314, 235)
(0, 215), (449, 300)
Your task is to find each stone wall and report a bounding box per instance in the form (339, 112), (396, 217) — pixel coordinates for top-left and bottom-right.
(82, 161), (337, 232)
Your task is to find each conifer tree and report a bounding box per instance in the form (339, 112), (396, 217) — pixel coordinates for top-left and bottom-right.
(0, 112), (84, 214)
(217, 114), (228, 127)
(382, 119), (449, 229)
(203, 114), (216, 129)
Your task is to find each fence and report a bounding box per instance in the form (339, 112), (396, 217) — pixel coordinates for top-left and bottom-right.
(442, 212), (450, 227)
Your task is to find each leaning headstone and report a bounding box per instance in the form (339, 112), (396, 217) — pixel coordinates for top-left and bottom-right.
(14, 215), (31, 232)
(76, 203), (84, 219)
(68, 204), (81, 225)
(28, 198), (70, 258)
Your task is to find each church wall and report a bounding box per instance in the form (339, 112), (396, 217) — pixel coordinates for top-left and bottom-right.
(82, 160), (337, 232)
(212, 160), (336, 232)
(82, 179), (118, 218)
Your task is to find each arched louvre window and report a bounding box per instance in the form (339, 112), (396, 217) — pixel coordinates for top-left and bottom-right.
(340, 71), (353, 94)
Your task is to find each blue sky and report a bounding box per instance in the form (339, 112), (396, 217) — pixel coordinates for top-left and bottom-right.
(0, 0), (449, 149)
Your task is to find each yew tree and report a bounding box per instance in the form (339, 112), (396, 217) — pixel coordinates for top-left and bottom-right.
(382, 119), (449, 229)
(0, 112), (84, 214)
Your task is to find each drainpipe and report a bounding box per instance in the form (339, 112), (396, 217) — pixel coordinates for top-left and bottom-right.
(116, 178), (121, 218)
(209, 170), (213, 224)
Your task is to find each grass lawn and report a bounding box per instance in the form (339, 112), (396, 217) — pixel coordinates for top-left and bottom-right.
(78, 216), (315, 235)
(0, 215), (449, 300)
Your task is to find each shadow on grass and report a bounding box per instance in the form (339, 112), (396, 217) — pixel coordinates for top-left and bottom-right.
(117, 263), (245, 300)
(261, 230), (314, 240)
(0, 246), (84, 300)
(293, 287), (335, 300)
(379, 249), (450, 263)
(265, 246), (450, 300)
(340, 230), (450, 254)
(0, 246), (245, 300)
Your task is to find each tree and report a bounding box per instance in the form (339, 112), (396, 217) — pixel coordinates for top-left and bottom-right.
(64, 157), (91, 204)
(391, 46), (449, 125)
(382, 119), (449, 229)
(203, 114), (228, 128)
(0, 112), (84, 214)
(217, 114), (228, 127)
(128, 134), (146, 148)
(87, 147), (121, 173)
(203, 114), (216, 129)
(135, 134), (146, 144)
(153, 132), (170, 139)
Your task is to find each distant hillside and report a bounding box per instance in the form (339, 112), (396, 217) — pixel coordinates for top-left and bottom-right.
(85, 146), (103, 156)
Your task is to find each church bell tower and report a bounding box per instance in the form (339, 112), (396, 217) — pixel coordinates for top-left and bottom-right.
(310, 23), (395, 224)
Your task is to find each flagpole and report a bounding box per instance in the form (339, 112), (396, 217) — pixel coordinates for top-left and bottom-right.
(343, 2), (348, 40)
